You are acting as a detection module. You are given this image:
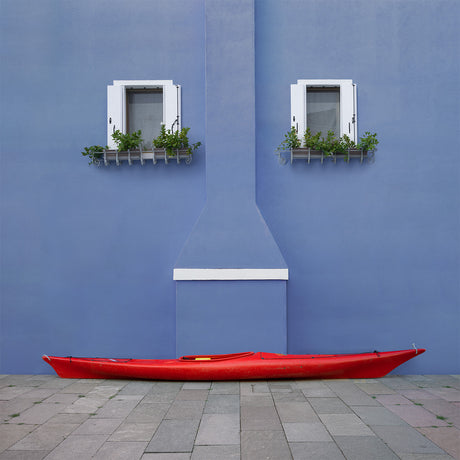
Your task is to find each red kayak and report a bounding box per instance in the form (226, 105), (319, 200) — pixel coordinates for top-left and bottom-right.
(42, 348), (424, 380)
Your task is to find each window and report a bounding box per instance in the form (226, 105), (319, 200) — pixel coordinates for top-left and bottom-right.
(290, 79), (357, 142)
(107, 80), (181, 149)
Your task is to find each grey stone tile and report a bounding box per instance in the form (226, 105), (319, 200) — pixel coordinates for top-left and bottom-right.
(0, 451), (50, 459)
(289, 441), (345, 460)
(241, 405), (282, 431)
(92, 441), (147, 459)
(182, 382), (211, 390)
(195, 413), (240, 445)
(46, 413), (89, 424)
(308, 397), (352, 414)
(351, 405), (407, 426)
(415, 398), (460, 426)
(72, 418), (123, 435)
(63, 395), (106, 414)
(417, 427), (459, 459)
(59, 382), (97, 394)
(240, 382), (270, 395)
(174, 390), (208, 401)
(9, 423), (78, 451)
(165, 400), (205, 420)
(272, 390), (307, 402)
(400, 389), (439, 400)
(94, 396), (141, 419)
(210, 381), (240, 395)
(42, 393), (79, 404)
(372, 425), (448, 455)
(142, 393), (177, 404)
(334, 435), (400, 460)
(42, 434), (108, 459)
(191, 445), (239, 459)
(88, 385), (123, 399)
(376, 394), (413, 406)
(296, 381), (336, 398)
(325, 381), (380, 406)
(269, 383), (295, 393)
(11, 403), (66, 425)
(146, 419), (199, 453)
(241, 430), (291, 460)
(398, 455), (455, 460)
(204, 395), (239, 414)
(126, 403), (170, 423)
(240, 395), (273, 407)
(283, 422), (332, 442)
(318, 414), (375, 436)
(0, 425), (37, 452)
(275, 401), (319, 423)
(425, 387), (460, 402)
(0, 398), (37, 419)
(150, 382), (184, 393)
(387, 404), (449, 427)
(16, 390), (56, 401)
(355, 382), (396, 395)
(141, 454), (190, 460)
(109, 422), (159, 441)
(118, 382), (154, 395)
(0, 388), (35, 401)
(38, 378), (76, 390)
(378, 376), (419, 390)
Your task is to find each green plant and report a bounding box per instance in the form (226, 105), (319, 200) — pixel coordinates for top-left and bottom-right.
(153, 125), (201, 156)
(303, 128), (322, 150)
(112, 129), (143, 151)
(81, 145), (107, 165)
(277, 126), (302, 152)
(357, 132), (379, 151)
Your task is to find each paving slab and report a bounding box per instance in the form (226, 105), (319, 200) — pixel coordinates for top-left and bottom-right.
(334, 435), (400, 460)
(241, 404), (282, 431)
(355, 382), (396, 395)
(318, 413), (375, 436)
(289, 441), (345, 459)
(41, 434), (108, 460)
(94, 396), (142, 419)
(174, 390), (208, 401)
(145, 419), (200, 453)
(272, 390), (307, 402)
(351, 405), (408, 426)
(9, 403), (66, 425)
(413, 398), (460, 426)
(426, 387), (460, 402)
(275, 401), (319, 423)
(371, 424), (448, 455)
(109, 422), (159, 442)
(308, 397), (352, 414)
(182, 382), (211, 390)
(209, 381), (239, 395)
(417, 427), (460, 459)
(126, 403), (170, 423)
(118, 382), (154, 395)
(165, 400), (205, 420)
(375, 394), (413, 406)
(241, 430), (292, 460)
(92, 441), (147, 460)
(0, 424), (37, 451)
(0, 451), (50, 459)
(195, 413), (239, 445)
(386, 403), (449, 427)
(283, 422), (332, 442)
(203, 394), (239, 414)
(141, 454), (190, 460)
(72, 417), (123, 435)
(9, 422), (79, 451)
(191, 445), (239, 459)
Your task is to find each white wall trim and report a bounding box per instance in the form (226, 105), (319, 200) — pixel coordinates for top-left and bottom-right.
(173, 268), (289, 280)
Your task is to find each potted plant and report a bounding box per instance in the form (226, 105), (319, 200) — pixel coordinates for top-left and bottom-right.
(276, 127), (379, 164)
(152, 126), (201, 164)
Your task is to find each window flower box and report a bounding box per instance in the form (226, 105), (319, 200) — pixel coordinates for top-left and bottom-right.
(290, 148), (373, 164)
(101, 148), (193, 166)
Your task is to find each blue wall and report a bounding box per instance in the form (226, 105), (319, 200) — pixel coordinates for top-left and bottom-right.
(1, 0), (458, 374)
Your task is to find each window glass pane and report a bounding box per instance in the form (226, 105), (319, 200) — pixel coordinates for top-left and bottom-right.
(127, 90), (163, 148)
(307, 87), (340, 137)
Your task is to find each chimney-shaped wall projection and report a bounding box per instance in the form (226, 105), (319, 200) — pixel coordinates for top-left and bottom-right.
(174, 0), (288, 356)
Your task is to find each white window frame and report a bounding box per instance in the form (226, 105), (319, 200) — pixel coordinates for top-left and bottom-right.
(290, 79), (357, 142)
(107, 80), (181, 149)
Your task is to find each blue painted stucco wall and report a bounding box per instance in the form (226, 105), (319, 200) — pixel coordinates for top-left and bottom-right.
(1, 0), (459, 374)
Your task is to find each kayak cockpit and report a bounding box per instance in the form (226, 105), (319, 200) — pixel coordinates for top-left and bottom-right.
(179, 351), (254, 362)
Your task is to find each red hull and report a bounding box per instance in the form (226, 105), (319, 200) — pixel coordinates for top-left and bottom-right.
(42, 349), (425, 381)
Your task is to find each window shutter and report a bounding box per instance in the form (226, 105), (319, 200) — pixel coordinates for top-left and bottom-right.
(107, 84), (124, 149)
(340, 81), (356, 142)
(163, 83), (181, 132)
(290, 83), (306, 136)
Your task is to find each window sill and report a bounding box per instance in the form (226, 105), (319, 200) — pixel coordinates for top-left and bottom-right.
(277, 148), (375, 165)
(95, 148), (193, 166)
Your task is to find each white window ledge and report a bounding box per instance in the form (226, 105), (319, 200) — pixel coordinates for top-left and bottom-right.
(173, 268), (289, 281)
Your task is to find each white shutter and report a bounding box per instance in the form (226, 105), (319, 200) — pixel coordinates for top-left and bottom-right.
(290, 83), (306, 136)
(163, 83), (181, 132)
(107, 84), (124, 149)
(340, 80), (356, 142)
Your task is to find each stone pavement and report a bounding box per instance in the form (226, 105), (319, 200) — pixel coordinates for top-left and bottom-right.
(1, 374), (459, 459)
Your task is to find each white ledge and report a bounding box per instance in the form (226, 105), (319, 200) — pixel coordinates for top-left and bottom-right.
(173, 268), (289, 281)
